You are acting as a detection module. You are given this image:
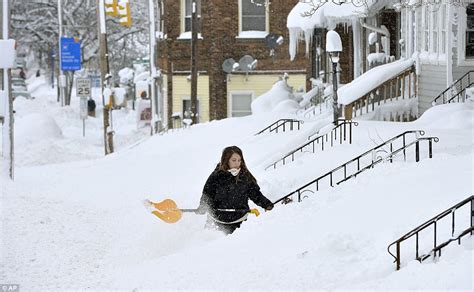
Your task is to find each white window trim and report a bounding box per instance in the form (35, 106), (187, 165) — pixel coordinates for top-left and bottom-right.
(180, 0), (186, 34)
(431, 6), (438, 54)
(180, 0), (202, 36)
(237, 0), (269, 38)
(228, 91), (255, 117)
(440, 4), (447, 55)
(182, 96), (201, 121)
(422, 6), (430, 52)
(404, 9), (413, 58)
(177, 32), (204, 40)
(457, 5), (474, 66)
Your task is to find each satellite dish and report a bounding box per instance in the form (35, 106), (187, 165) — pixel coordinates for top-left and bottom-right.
(265, 33), (282, 49)
(265, 33), (284, 56)
(222, 58), (237, 74)
(238, 55), (255, 73)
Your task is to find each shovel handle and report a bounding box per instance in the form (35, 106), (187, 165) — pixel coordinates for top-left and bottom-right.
(180, 208), (199, 213)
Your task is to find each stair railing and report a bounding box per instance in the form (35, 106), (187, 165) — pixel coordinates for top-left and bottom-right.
(432, 71), (473, 105)
(344, 65), (416, 119)
(265, 119), (358, 170)
(305, 93), (333, 118)
(255, 119), (304, 135)
(273, 130), (438, 204)
(387, 195), (474, 270)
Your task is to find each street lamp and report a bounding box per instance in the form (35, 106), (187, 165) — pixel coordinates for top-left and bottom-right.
(325, 30), (342, 125)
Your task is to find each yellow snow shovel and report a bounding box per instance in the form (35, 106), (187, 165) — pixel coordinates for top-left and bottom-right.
(144, 199), (260, 224)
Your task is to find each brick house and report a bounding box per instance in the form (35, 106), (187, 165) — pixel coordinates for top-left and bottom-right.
(157, 0), (311, 126)
(287, 2), (401, 86)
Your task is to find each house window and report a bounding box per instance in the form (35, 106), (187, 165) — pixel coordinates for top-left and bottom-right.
(231, 93), (253, 117)
(423, 6), (430, 52)
(183, 0), (201, 33)
(240, 0), (267, 34)
(183, 99), (200, 121)
(432, 7), (438, 53)
(441, 4), (447, 54)
(466, 4), (474, 58)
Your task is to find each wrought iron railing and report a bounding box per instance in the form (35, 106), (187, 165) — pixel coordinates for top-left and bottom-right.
(344, 65), (416, 119)
(255, 119), (304, 135)
(273, 130), (438, 204)
(432, 71), (473, 105)
(387, 195), (474, 270)
(302, 93), (333, 119)
(265, 119), (358, 170)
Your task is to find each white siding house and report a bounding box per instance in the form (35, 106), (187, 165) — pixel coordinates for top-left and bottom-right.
(400, 1), (474, 114)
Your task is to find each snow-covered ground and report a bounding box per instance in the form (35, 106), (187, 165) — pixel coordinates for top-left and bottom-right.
(1, 76), (473, 291)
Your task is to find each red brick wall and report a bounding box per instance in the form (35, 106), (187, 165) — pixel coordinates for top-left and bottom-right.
(158, 0), (310, 122)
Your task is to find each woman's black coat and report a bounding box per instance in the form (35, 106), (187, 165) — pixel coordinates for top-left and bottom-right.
(198, 169), (274, 224)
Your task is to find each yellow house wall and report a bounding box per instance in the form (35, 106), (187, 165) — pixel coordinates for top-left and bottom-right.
(167, 74), (306, 122)
(172, 75), (210, 122)
(226, 74), (307, 116)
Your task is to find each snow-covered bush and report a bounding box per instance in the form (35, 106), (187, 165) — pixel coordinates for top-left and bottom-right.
(251, 80), (300, 114)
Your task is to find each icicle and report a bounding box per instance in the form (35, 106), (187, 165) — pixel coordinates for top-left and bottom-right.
(304, 29), (314, 58)
(289, 27), (300, 61)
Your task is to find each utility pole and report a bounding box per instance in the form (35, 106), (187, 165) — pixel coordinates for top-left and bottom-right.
(97, 0), (114, 155)
(190, 0), (198, 125)
(57, 0), (65, 106)
(1, 0), (14, 179)
(148, 0), (160, 134)
(156, 0), (163, 129)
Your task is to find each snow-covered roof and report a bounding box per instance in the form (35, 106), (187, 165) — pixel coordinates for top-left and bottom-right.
(286, 1), (393, 60)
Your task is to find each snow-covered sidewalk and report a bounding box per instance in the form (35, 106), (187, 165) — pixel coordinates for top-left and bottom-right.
(1, 80), (473, 290)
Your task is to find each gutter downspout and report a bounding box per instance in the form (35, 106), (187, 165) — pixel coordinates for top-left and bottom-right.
(360, 19), (391, 56)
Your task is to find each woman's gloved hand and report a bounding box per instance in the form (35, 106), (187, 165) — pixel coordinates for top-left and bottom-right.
(265, 203), (274, 211)
(194, 206), (206, 215)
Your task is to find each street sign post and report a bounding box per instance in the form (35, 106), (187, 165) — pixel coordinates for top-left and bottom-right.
(60, 37), (81, 71)
(76, 78), (91, 98)
(76, 78), (91, 137)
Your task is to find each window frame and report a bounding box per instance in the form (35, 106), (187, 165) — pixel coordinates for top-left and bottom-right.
(440, 4), (447, 55)
(228, 91), (254, 117)
(431, 5), (439, 53)
(465, 4), (474, 60)
(457, 4), (474, 65)
(182, 97), (200, 122)
(181, 0), (201, 34)
(238, 0), (269, 38)
(422, 6), (430, 52)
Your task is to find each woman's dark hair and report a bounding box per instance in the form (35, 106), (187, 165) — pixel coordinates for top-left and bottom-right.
(218, 146), (257, 184)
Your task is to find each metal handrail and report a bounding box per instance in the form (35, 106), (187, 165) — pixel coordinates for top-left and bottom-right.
(387, 195), (474, 270)
(304, 93), (333, 118)
(255, 119), (304, 135)
(265, 119), (358, 170)
(446, 82), (474, 104)
(432, 70), (473, 105)
(273, 130), (438, 204)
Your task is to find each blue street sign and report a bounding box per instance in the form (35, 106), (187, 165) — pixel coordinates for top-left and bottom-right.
(60, 37), (81, 71)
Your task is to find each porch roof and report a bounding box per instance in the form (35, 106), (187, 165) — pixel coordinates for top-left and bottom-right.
(286, 1), (393, 60)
